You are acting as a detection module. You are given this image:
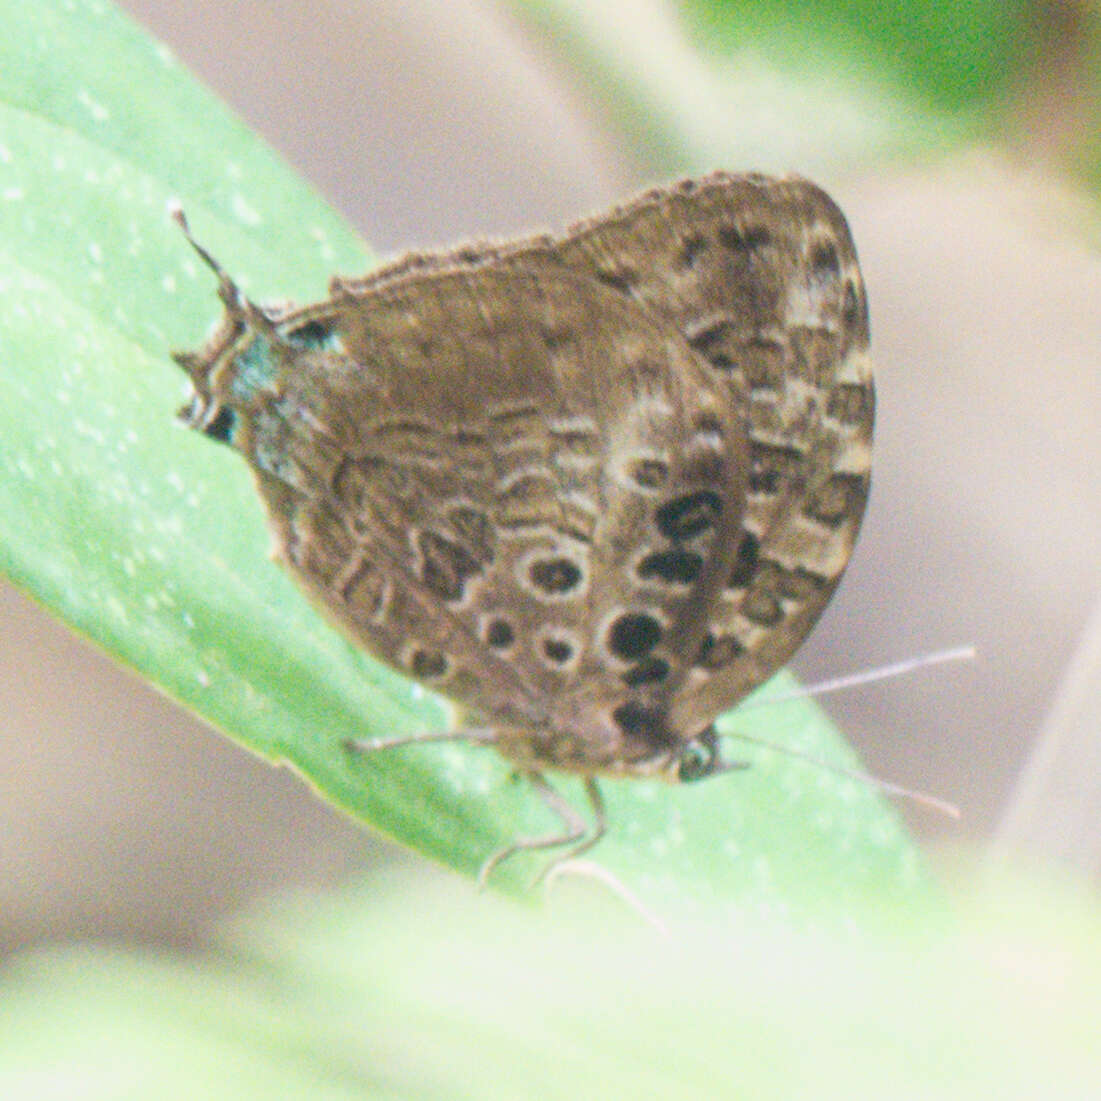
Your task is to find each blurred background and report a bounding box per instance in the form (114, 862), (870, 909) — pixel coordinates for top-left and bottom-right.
(2, 0), (1099, 954)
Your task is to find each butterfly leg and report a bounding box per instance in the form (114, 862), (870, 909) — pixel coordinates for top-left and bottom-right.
(343, 727), (499, 753)
(478, 774), (606, 890)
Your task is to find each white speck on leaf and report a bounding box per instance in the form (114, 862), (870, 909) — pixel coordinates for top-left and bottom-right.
(231, 193), (261, 226)
(310, 227), (336, 262)
(77, 88), (110, 122)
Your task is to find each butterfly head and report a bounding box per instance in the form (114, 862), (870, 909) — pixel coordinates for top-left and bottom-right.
(168, 207), (283, 442)
(671, 726), (747, 783)
(168, 208), (349, 499)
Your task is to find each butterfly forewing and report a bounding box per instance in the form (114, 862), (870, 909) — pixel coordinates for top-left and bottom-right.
(553, 174), (875, 733)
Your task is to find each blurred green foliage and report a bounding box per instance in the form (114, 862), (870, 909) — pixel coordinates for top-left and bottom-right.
(680, 0), (1035, 111)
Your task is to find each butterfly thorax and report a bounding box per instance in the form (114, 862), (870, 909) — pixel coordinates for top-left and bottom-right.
(486, 705), (723, 783)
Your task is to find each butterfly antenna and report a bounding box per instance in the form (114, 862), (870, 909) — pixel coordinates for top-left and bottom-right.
(721, 728), (960, 818)
(742, 645), (977, 710)
(167, 201), (245, 309)
(725, 644), (972, 818)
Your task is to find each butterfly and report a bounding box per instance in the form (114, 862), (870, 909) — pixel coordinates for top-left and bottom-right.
(171, 172), (873, 884)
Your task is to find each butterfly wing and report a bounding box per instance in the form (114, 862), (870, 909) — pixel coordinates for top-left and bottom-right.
(551, 173), (876, 732)
(333, 173), (875, 732)
(183, 254), (748, 765)
(177, 172), (872, 777)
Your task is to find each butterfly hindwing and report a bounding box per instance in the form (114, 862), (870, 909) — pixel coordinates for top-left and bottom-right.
(197, 256), (747, 764)
(554, 174), (875, 732)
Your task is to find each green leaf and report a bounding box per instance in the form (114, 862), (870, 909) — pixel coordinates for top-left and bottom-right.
(1, 862), (1099, 1098)
(0, 0), (929, 913)
(677, 0), (1035, 112)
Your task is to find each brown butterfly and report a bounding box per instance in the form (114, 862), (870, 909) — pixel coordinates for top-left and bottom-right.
(171, 172), (874, 884)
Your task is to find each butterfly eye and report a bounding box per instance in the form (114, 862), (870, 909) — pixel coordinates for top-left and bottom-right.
(676, 731), (719, 783)
(199, 404), (237, 444)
